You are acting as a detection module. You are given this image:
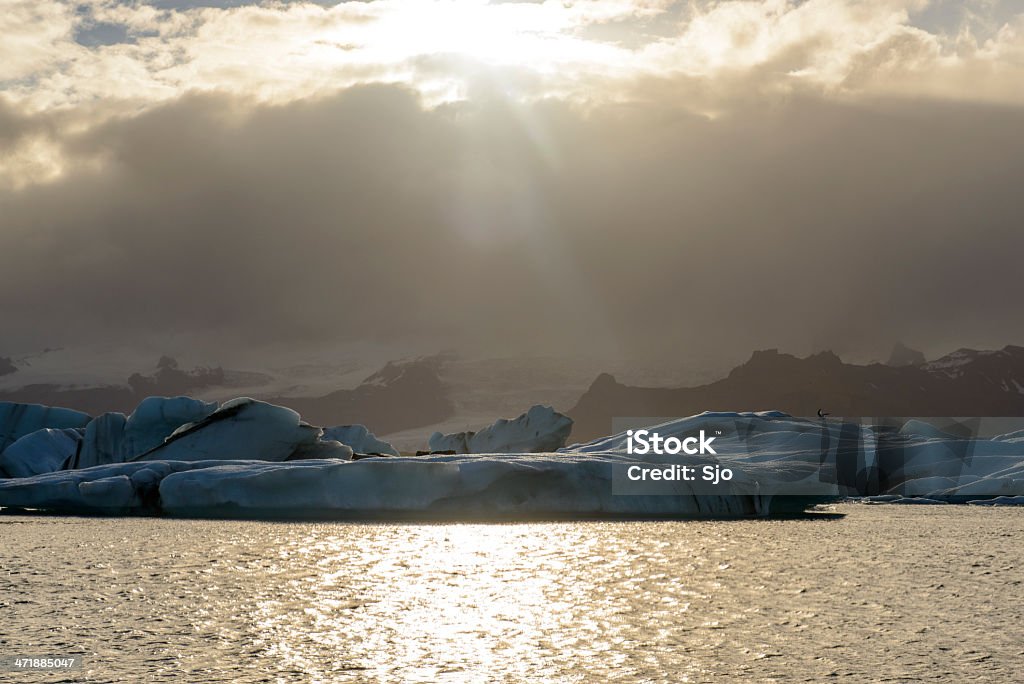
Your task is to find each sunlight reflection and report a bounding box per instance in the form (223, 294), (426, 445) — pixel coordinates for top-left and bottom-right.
(242, 522), (716, 682)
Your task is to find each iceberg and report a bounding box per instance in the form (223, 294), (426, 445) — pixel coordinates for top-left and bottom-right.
(0, 454), (784, 518)
(567, 411), (1024, 501)
(0, 460), (309, 514)
(321, 424), (399, 456)
(0, 428), (83, 479)
(0, 396), (345, 480)
(134, 397), (321, 463)
(993, 429), (1024, 444)
(156, 453), (785, 519)
(968, 495), (1024, 506)
(48, 397), (219, 472)
(123, 396), (219, 455)
(427, 430), (471, 454)
(0, 401), (91, 457)
(0, 409), (1021, 518)
(73, 412), (128, 469)
(286, 439), (354, 461)
(429, 405), (573, 454)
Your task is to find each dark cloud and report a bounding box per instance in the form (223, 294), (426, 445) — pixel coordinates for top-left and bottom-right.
(0, 100), (48, 145)
(1, 84), (1023, 365)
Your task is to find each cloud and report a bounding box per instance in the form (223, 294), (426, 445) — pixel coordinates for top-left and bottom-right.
(3, 1), (1023, 116)
(0, 1), (78, 83)
(2, 2), (1024, 364)
(0, 1), (1019, 190)
(1, 82), (1023, 363)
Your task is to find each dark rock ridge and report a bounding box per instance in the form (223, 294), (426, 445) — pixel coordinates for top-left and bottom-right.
(127, 355), (225, 397)
(568, 346), (1024, 442)
(267, 355), (454, 435)
(0, 356), (227, 415)
(886, 342), (926, 367)
(0, 355), (454, 437)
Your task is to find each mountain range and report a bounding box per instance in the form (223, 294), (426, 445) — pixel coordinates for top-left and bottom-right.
(4, 344), (1024, 446)
(567, 345), (1024, 441)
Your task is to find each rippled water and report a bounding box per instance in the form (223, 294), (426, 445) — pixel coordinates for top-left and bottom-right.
(2, 505), (1022, 682)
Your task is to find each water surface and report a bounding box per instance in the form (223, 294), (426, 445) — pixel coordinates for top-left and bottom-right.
(1, 505), (1021, 682)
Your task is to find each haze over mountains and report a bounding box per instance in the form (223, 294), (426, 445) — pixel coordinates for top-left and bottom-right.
(0, 354), (458, 442)
(568, 345), (1024, 441)
(3, 343), (1024, 449)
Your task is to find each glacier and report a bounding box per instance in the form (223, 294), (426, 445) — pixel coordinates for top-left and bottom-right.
(0, 407), (1022, 519)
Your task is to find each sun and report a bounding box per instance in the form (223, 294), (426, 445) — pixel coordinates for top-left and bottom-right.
(360, 0), (618, 71)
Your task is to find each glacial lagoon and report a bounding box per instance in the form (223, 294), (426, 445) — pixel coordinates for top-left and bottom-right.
(2, 504), (1022, 682)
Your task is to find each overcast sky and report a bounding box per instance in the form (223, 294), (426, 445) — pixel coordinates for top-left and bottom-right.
(2, 1), (1023, 367)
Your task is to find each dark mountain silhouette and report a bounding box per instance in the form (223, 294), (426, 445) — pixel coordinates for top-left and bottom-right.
(0, 354), (454, 436)
(886, 342), (926, 367)
(0, 357), (229, 415)
(266, 355), (454, 434)
(127, 355), (225, 397)
(568, 346), (1024, 442)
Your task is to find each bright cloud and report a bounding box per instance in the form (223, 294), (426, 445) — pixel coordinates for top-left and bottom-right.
(2, 1), (1022, 111)
(1, 0), (1023, 189)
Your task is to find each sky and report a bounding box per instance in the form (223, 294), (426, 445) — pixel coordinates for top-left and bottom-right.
(2, 0), (1023, 369)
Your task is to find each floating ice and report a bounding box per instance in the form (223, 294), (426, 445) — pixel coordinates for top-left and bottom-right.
(50, 396), (219, 472)
(0, 460), (312, 513)
(566, 411), (1024, 502)
(0, 401), (91, 456)
(429, 405), (573, 454)
(321, 425), (399, 456)
(287, 439), (353, 461)
(1, 409), (1022, 518)
(136, 397), (321, 463)
(968, 496), (1024, 506)
(124, 396), (219, 455)
(0, 396), (344, 479)
(0, 454), (783, 518)
(427, 431), (470, 454)
(155, 453), (781, 518)
(74, 411), (128, 469)
(993, 429), (1024, 444)
(0, 428), (83, 479)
